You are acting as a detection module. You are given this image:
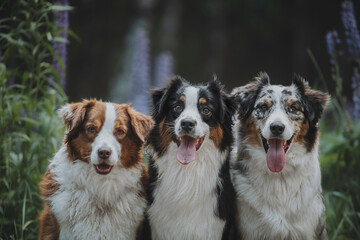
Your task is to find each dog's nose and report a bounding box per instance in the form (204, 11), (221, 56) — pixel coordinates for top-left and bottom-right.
(270, 122), (285, 135)
(98, 147), (112, 159)
(181, 119), (197, 132)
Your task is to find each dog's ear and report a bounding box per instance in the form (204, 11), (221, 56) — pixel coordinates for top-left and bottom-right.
(58, 99), (96, 134)
(151, 76), (183, 121)
(208, 78), (236, 124)
(126, 106), (154, 143)
(292, 74), (330, 125)
(231, 72), (270, 120)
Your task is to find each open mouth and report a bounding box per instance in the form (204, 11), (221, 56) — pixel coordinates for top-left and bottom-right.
(261, 135), (293, 173)
(261, 135), (293, 153)
(94, 163), (113, 175)
(176, 135), (205, 165)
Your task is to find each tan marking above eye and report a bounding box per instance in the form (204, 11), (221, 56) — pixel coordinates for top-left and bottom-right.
(264, 99), (272, 106)
(180, 96), (186, 102)
(199, 97), (207, 105)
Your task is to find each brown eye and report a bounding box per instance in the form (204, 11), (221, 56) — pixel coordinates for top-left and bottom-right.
(260, 104), (268, 111)
(87, 126), (96, 134)
(116, 129), (125, 137)
(174, 105), (183, 112)
(202, 108), (211, 115)
(289, 105), (298, 113)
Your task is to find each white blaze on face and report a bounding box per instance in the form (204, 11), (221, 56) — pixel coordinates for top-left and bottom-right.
(260, 86), (294, 141)
(90, 103), (121, 166)
(174, 86), (209, 138)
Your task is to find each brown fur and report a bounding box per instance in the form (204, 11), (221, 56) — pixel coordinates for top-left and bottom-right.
(242, 118), (262, 147)
(39, 170), (60, 240)
(209, 124), (223, 148)
(39, 203), (60, 240)
(156, 118), (173, 156)
(65, 101), (106, 161)
(126, 105), (154, 143)
(139, 166), (149, 199)
(39, 100), (153, 239)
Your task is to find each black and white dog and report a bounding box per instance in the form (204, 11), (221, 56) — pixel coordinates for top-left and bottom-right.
(231, 72), (329, 239)
(146, 76), (237, 240)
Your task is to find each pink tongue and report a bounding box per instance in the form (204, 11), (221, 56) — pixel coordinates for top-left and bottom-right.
(266, 139), (285, 172)
(176, 136), (197, 165)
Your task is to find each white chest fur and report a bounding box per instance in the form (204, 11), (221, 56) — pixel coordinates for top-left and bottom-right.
(231, 143), (324, 240)
(47, 147), (146, 240)
(147, 140), (227, 240)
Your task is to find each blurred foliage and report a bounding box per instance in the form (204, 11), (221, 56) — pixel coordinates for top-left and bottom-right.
(0, 0), (68, 239)
(320, 122), (360, 239)
(313, 1), (360, 239)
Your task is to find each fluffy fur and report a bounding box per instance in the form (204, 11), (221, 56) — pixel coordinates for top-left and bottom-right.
(39, 100), (153, 240)
(146, 76), (237, 240)
(231, 73), (329, 240)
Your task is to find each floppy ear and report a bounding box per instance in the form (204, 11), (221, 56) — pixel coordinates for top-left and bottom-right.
(231, 72), (270, 120)
(208, 78), (236, 124)
(151, 76), (183, 121)
(58, 99), (96, 134)
(292, 74), (330, 125)
(126, 106), (154, 143)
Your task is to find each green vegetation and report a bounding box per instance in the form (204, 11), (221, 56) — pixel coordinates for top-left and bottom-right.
(0, 1), (68, 239)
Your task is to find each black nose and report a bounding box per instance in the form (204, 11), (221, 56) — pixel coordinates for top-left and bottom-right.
(98, 147), (112, 159)
(270, 122), (285, 135)
(181, 119), (197, 132)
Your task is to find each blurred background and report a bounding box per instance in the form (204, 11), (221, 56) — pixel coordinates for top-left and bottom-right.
(67, 0), (353, 103)
(1, 0), (360, 239)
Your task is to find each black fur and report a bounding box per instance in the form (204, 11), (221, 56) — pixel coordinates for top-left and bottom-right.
(292, 74), (330, 152)
(217, 155), (238, 240)
(146, 155), (158, 206)
(146, 76), (237, 239)
(232, 72), (329, 153)
(232, 72), (270, 121)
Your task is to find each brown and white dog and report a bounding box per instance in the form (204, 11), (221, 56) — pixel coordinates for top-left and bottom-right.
(146, 77), (237, 240)
(231, 73), (329, 239)
(39, 100), (153, 240)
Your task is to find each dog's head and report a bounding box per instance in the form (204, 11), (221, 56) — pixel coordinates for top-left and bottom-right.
(59, 100), (153, 174)
(149, 76), (236, 165)
(232, 72), (329, 172)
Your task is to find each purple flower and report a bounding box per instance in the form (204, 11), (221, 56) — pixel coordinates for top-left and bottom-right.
(341, 1), (360, 59)
(153, 51), (174, 87)
(129, 28), (151, 114)
(52, 0), (69, 90)
(326, 30), (341, 65)
(352, 67), (360, 121)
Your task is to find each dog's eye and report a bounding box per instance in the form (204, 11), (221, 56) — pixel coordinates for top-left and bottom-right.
(202, 108), (211, 115)
(259, 104), (269, 111)
(174, 105), (183, 112)
(289, 106), (298, 113)
(87, 126), (96, 134)
(116, 129), (125, 137)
